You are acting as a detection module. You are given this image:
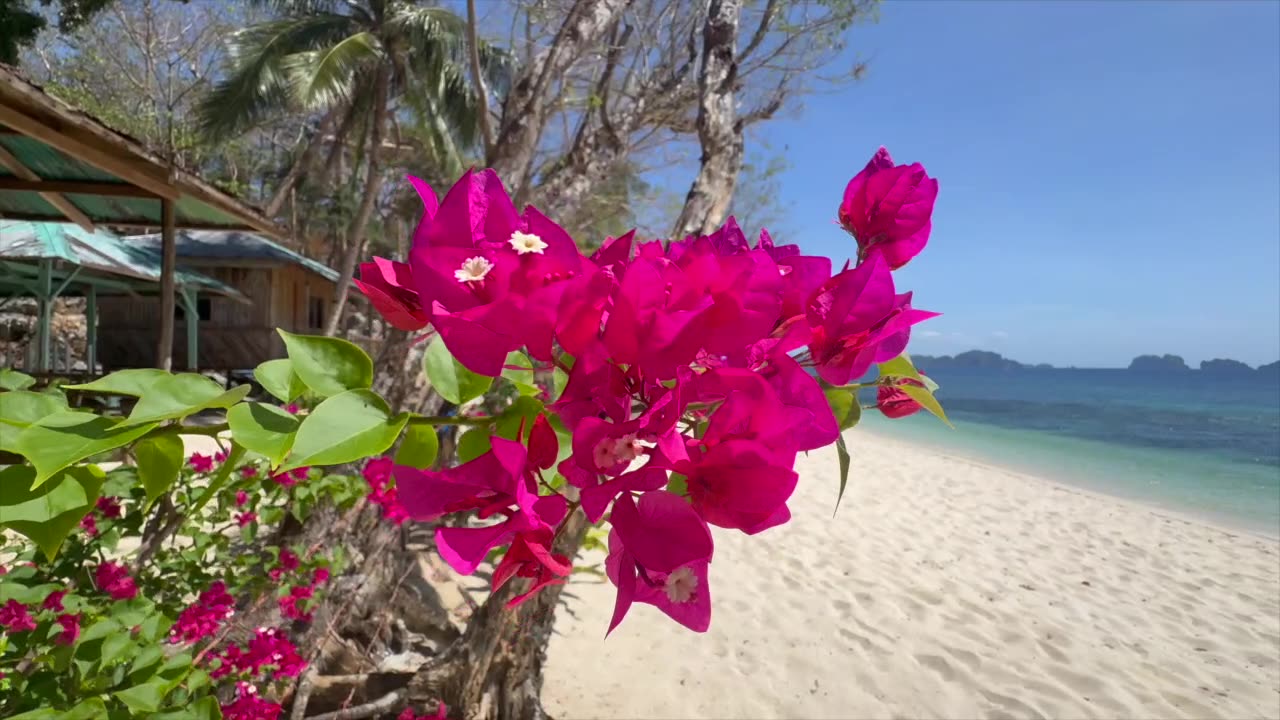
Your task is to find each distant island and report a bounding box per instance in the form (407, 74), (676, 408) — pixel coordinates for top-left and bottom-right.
(910, 350), (1279, 375)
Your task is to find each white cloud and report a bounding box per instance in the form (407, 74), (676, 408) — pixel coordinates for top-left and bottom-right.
(918, 330), (943, 338)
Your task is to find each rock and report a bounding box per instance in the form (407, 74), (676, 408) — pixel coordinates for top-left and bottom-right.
(1128, 354), (1190, 372)
(376, 650), (430, 674)
(1199, 358), (1255, 375)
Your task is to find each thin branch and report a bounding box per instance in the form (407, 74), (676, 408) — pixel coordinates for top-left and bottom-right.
(304, 687), (405, 719)
(465, 0), (495, 156)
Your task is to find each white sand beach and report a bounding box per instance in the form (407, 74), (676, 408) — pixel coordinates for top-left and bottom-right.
(543, 431), (1280, 720)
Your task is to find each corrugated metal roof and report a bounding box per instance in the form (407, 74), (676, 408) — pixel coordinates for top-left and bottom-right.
(0, 220), (246, 298)
(0, 64), (284, 236)
(124, 230), (341, 283)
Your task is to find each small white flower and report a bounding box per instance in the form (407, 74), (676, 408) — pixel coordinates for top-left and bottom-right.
(509, 230), (548, 255)
(664, 566), (698, 604)
(455, 256), (494, 283)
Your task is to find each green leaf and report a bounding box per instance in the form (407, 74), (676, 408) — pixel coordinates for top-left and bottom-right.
(0, 390), (68, 429)
(900, 384), (954, 428)
(823, 388), (861, 431)
(877, 354), (924, 383)
(64, 368), (170, 396)
(128, 645), (166, 684)
(395, 423), (439, 469)
(283, 390), (408, 470)
(114, 679), (171, 713)
(0, 368), (36, 390)
(64, 699), (109, 720)
(134, 434), (184, 510)
(151, 697), (221, 720)
(79, 618), (123, 643)
(549, 366), (569, 402)
(254, 358), (307, 403)
(666, 472), (688, 496)
(279, 330), (373, 397)
(227, 402), (300, 468)
(0, 465), (103, 560)
(495, 396), (543, 440)
(11, 412), (156, 487)
(125, 374), (251, 426)
(7, 710), (65, 720)
(500, 351), (539, 395)
(101, 631), (133, 666)
(456, 427), (491, 463)
(834, 434), (851, 515)
(423, 335), (492, 404)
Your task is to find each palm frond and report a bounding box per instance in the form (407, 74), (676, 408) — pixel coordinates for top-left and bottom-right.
(284, 31), (384, 111)
(196, 13), (357, 140)
(386, 5), (467, 63)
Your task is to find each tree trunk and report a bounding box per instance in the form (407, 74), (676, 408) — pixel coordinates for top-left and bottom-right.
(324, 70), (390, 337)
(155, 198), (176, 370)
(486, 0), (629, 198)
(671, 0), (744, 239)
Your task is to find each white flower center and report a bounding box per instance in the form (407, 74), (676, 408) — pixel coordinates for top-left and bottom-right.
(509, 231), (548, 255)
(664, 566), (698, 604)
(455, 256), (494, 283)
(592, 433), (654, 470)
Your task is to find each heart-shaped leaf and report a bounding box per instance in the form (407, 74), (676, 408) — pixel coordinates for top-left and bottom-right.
(279, 330), (373, 397)
(254, 358), (307, 403)
(64, 369), (170, 396)
(283, 390), (408, 470)
(0, 390), (68, 430)
(0, 368), (35, 390)
(12, 412), (156, 488)
(133, 434), (184, 510)
(227, 402), (300, 468)
(0, 464), (103, 560)
(125, 375), (250, 426)
(395, 423), (439, 469)
(423, 335), (492, 404)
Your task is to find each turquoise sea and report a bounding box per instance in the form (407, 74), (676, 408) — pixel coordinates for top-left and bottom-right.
(861, 368), (1280, 536)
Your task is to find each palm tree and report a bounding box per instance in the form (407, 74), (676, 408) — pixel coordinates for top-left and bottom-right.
(196, 0), (511, 335)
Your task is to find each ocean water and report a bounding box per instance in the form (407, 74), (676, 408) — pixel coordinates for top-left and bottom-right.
(859, 368), (1280, 535)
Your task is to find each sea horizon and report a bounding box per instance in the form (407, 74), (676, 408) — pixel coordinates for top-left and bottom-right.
(859, 366), (1280, 536)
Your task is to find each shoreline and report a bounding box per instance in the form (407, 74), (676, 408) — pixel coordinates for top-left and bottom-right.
(856, 423), (1280, 543)
(544, 431), (1280, 720)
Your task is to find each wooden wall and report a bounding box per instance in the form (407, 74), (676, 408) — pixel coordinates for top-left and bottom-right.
(97, 263), (336, 371)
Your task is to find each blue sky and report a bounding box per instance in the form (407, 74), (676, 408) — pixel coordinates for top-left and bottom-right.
(761, 0), (1280, 368)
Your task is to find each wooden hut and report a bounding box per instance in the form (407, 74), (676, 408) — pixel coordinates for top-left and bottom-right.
(96, 231), (339, 371)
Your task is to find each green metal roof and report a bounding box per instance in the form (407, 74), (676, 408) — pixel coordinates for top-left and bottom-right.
(0, 220), (246, 299)
(124, 231), (341, 283)
(0, 64), (283, 236)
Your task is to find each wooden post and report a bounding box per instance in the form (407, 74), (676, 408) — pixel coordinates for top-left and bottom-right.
(85, 284), (97, 373)
(36, 259), (51, 372)
(181, 287), (199, 371)
(156, 198), (176, 370)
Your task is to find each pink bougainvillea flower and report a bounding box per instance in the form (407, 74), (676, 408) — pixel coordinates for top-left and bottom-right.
(242, 466), (258, 479)
(284, 403), (300, 415)
(405, 170), (588, 375)
(760, 352), (839, 452)
(363, 456), (411, 524)
(681, 438), (798, 535)
(210, 628), (305, 680)
(279, 584), (314, 622)
(235, 490), (249, 507)
(93, 562), (138, 601)
(235, 511), (257, 527)
(54, 613), (81, 645)
(551, 340), (631, 430)
(805, 253), (938, 386)
(95, 496), (122, 519)
(758, 228), (833, 322)
(356, 257), (428, 331)
(605, 491), (714, 634)
(268, 549), (300, 582)
(877, 376), (926, 418)
(313, 567), (330, 585)
(602, 256), (713, 380)
(41, 589), (67, 612)
(215, 450), (228, 464)
(838, 146), (938, 270)
(0, 600), (35, 632)
(188, 453), (215, 473)
(491, 526), (572, 607)
(79, 513), (98, 537)
(397, 438), (566, 577)
(221, 682), (283, 720)
(270, 466), (310, 487)
(170, 581), (236, 644)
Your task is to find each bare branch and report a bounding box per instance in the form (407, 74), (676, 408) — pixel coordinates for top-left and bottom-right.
(466, 0), (495, 156)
